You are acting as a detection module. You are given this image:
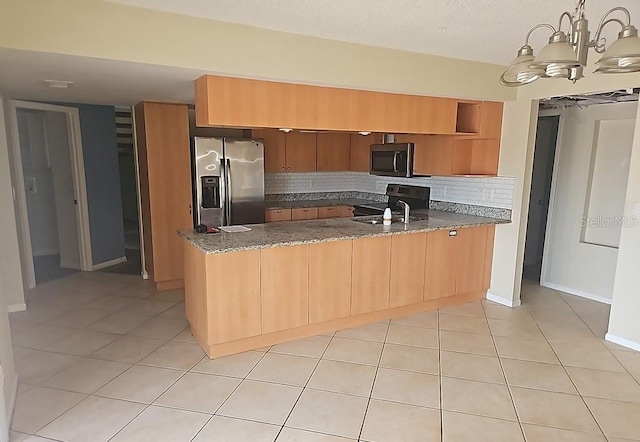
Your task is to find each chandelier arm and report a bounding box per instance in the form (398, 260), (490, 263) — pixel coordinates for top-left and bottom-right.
(594, 7), (631, 41)
(592, 17), (628, 52)
(524, 23), (556, 45)
(558, 11), (574, 34)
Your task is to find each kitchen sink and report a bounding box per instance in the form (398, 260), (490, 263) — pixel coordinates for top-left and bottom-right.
(352, 215), (428, 225)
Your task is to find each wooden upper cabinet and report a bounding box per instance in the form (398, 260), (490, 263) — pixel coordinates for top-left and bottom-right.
(134, 101), (191, 288)
(413, 135), (454, 176)
(479, 101), (504, 139)
(350, 133), (382, 172)
(195, 75), (460, 134)
(316, 133), (350, 171)
(285, 132), (316, 172)
(455, 100), (503, 139)
(252, 129), (286, 172)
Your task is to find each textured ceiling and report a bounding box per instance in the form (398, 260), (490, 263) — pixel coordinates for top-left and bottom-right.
(105, 0), (640, 64)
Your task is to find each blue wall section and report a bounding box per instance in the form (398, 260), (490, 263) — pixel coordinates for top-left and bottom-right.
(72, 104), (126, 265)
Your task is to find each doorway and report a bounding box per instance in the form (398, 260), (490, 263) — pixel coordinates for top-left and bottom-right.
(523, 113), (560, 282)
(8, 101), (92, 288)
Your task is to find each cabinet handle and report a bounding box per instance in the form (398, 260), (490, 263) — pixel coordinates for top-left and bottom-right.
(281, 167), (286, 170)
(287, 167), (291, 170)
(274, 211), (281, 214)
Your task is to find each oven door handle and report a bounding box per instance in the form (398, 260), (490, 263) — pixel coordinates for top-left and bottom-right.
(392, 151), (399, 173)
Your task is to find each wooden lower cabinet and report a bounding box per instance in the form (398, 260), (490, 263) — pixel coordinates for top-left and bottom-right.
(351, 236), (391, 315)
(265, 208), (292, 222)
(309, 241), (352, 323)
(317, 206), (342, 219)
(342, 206), (355, 218)
(390, 233), (427, 308)
(455, 226), (489, 295)
(292, 207), (318, 220)
(261, 245), (309, 333)
(424, 229), (458, 300)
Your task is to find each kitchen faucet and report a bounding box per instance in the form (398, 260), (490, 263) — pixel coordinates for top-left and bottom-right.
(397, 200), (410, 223)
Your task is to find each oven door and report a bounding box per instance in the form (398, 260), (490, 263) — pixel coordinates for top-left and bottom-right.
(370, 143), (413, 177)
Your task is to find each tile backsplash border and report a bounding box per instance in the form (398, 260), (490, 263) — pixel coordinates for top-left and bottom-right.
(265, 172), (515, 210)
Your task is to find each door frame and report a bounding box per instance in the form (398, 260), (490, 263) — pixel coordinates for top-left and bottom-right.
(536, 107), (565, 287)
(7, 100), (93, 289)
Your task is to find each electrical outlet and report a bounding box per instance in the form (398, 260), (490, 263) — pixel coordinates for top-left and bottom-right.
(25, 176), (37, 194)
(635, 203), (640, 216)
(482, 189), (490, 200)
(443, 186), (447, 196)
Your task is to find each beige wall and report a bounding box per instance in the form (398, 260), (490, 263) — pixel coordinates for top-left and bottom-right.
(0, 95), (18, 429)
(0, 0), (514, 102)
(490, 67), (640, 347)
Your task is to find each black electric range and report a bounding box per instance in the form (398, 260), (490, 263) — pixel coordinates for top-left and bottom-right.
(353, 184), (430, 216)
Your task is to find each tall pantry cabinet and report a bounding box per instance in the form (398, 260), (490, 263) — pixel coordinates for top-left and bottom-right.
(134, 101), (192, 290)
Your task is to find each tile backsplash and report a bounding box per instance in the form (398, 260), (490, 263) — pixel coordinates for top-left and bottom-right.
(265, 172), (515, 209)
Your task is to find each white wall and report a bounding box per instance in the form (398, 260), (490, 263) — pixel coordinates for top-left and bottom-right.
(0, 95), (19, 437)
(544, 102), (637, 302)
(266, 172), (515, 209)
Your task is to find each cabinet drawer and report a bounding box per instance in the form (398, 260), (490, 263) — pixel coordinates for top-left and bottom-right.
(317, 206), (342, 219)
(291, 207), (319, 221)
(264, 208), (292, 222)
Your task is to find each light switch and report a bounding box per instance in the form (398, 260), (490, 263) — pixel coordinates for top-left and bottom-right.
(25, 177), (37, 194)
(634, 203), (640, 216)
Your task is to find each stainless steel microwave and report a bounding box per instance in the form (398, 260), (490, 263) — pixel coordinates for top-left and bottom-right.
(370, 143), (414, 177)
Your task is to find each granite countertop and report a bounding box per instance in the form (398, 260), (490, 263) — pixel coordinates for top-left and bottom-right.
(265, 199), (372, 210)
(179, 210), (509, 254)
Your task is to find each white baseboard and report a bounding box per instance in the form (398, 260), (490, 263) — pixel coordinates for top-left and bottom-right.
(605, 333), (640, 352)
(7, 303), (26, 313)
(91, 256), (127, 271)
(486, 292), (522, 308)
(541, 282), (612, 305)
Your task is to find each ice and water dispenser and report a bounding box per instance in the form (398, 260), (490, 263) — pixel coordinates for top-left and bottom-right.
(198, 176), (223, 227)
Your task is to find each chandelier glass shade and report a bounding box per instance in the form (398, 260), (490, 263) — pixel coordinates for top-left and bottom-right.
(500, 1), (640, 86)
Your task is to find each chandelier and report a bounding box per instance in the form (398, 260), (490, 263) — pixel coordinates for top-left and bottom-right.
(500, 0), (640, 86)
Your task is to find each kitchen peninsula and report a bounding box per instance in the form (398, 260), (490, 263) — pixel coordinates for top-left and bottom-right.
(180, 211), (507, 358)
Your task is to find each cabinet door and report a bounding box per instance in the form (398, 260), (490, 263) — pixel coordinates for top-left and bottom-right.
(317, 206), (342, 219)
(424, 229), (457, 300)
(286, 132), (316, 172)
(479, 101), (504, 139)
(455, 226), (489, 295)
(291, 207), (318, 220)
(350, 133), (382, 172)
(252, 129), (286, 173)
(264, 208), (292, 222)
(351, 236), (391, 315)
(413, 135), (454, 176)
(341, 206), (355, 218)
(136, 102), (192, 284)
(316, 133), (350, 171)
(207, 250), (261, 343)
(483, 225), (496, 290)
(309, 240), (352, 323)
(390, 233), (427, 308)
(261, 245), (309, 333)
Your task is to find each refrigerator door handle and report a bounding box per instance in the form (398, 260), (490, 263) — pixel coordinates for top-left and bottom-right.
(225, 158), (232, 224)
(219, 159), (228, 225)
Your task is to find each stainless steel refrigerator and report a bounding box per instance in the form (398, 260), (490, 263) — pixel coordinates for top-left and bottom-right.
(193, 137), (265, 227)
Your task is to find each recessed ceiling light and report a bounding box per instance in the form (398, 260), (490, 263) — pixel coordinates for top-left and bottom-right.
(358, 131), (372, 136)
(279, 128), (292, 133)
(43, 79), (74, 89)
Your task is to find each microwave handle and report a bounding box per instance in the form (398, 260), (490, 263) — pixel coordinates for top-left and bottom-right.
(392, 151), (399, 173)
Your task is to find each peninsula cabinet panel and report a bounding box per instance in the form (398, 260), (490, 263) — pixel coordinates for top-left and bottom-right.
(261, 245), (309, 333)
(424, 229), (457, 300)
(206, 250), (261, 344)
(252, 129), (286, 172)
(309, 241), (353, 323)
(350, 133), (382, 172)
(316, 132), (350, 171)
(135, 101), (192, 289)
(291, 207), (318, 221)
(455, 226), (489, 295)
(351, 236), (391, 315)
(390, 233), (427, 308)
(286, 132), (317, 172)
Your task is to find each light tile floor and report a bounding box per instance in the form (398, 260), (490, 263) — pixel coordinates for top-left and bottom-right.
(8, 275), (640, 441)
